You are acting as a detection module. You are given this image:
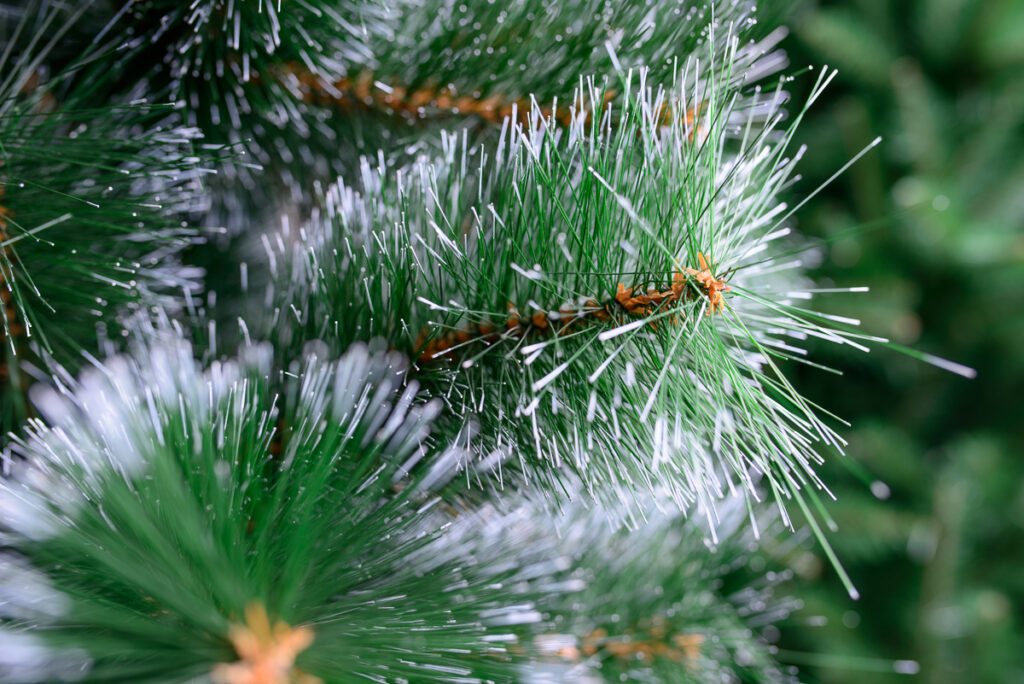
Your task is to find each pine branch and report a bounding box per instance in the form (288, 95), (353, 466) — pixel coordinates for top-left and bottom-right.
(68, 0), (395, 222)
(0, 324), (802, 682)
(0, 1), (229, 441)
(69, 0), (790, 223)
(0, 332), (519, 681)
(515, 499), (801, 683)
(252, 39), (849, 531)
(367, 0), (788, 123)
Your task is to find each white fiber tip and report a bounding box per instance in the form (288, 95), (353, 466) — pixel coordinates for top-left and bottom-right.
(869, 480), (891, 500)
(923, 353), (976, 379)
(893, 660), (920, 675)
(597, 319), (645, 341)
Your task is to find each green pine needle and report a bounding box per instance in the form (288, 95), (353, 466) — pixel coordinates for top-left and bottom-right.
(0, 0), (230, 440)
(0, 324), (803, 682)
(252, 28), (874, 536)
(0, 331), (537, 682)
(71, 0), (790, 223)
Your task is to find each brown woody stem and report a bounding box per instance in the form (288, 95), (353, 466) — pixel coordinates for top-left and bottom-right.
(416, 255), (728, 365)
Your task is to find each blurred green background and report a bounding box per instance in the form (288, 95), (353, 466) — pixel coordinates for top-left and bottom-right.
(778, 1), (1024, 682)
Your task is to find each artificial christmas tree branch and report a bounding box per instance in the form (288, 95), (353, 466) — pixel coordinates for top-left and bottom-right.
(254, 60), (848, 528)
(0, 334), (525, 681)
(0, 1), (232, 442)
(252, 42), (972, 603)
(76, 0), (788, 223)
(0, 329), (800, 682)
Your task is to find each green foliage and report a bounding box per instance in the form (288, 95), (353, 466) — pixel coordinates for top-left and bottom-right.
(253, 35), (926, 589)
(521, 502), (800, 683)
(0, 1), (221, 441)
(80, 0), (390, 214)
(72, 0), (791, 222)
(771, 0), (1024, 682)
(1, 333), (524, 681)
(369, 0), (767, 108)
(0, 325), (798, 683)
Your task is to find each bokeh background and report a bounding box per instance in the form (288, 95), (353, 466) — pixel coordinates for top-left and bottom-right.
(779, 1), (1024, 682)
